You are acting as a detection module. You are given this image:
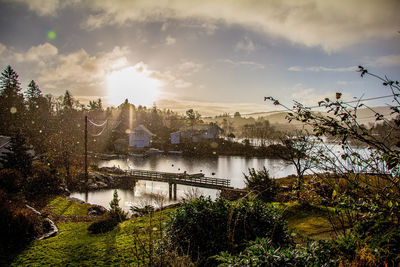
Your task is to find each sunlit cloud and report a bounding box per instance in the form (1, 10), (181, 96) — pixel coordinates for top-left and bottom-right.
(288, 66), (357, 72)
(177, 60), (203, 76)
(291, 87), (353, 107)
(220, 59), (264, 70)
(165, 35), (176, 45)
(11, 1), (399, 52)
(106, 64), (161, 107)
(157, 98), (272, 117)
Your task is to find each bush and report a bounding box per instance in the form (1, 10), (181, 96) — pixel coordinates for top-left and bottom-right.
(244, 167), (279, 202)
(164, 197), (292, 265)
(87, 217), (119, 234)
(0, 169), (23, 193)
(0, 190), (42, 250)
(109, 189), (127, 222)
(216, 238), (337, 266)
(335, 219), (400, 265)
(25, 162), (63, 197)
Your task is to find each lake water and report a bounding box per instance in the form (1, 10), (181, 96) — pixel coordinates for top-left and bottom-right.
(70, 154), (297, 212)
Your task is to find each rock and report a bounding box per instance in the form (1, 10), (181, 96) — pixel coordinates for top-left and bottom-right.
(39, 218), (58, 240)
(88, 205), (107, 216)
(66, 196), (86, 204)
(97, 181), (108, 189)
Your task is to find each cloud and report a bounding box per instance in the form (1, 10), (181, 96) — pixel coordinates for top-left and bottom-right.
(178, 60), (203, 75)
(220, 59), (264, 70)
(150, 70), (192, 89)
(288, 65), (357, 72)
(157, 98), (272, 117)
(165, 35), (176, 45)
(235, 36), (255, 53)
(13, 1), (399, 51)
(0, 42), (58, 65)
(291, 87), (353, 107)
(75, 0), (399, 52)
(364, 54), (400, 68)
(13, 0), (75, 16)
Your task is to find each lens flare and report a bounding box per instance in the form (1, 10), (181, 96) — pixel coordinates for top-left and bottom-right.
(47, 30), (57, 40)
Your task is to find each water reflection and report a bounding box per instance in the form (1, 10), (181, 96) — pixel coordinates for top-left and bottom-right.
(71, 180), (219, 213)
(71, 155), (297, 211)
(100, 155), (295, 188)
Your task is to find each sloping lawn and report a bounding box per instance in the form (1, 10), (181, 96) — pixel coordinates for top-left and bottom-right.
(7, 196), (172, 266)
(272, 202), (335, 240)
(5, 196), (338, 266)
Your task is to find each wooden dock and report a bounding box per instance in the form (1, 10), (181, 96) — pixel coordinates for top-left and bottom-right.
(124, 169), (232, 200)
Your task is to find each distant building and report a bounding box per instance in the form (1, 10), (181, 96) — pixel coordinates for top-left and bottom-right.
(171, 123), (223, 144)
(129, 125), (154, 148)
(171, 131), (181, 145)
(114, 138), (128, 152)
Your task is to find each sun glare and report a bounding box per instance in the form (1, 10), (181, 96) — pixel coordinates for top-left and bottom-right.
(106, 66), (160, 107)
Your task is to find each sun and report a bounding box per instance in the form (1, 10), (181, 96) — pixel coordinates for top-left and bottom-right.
(106, 66), (160, 107)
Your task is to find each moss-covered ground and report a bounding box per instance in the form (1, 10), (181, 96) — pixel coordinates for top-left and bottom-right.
(273, 202), (335, 241)
(4, 196), (172, 266)
(3, 196), (336, 266)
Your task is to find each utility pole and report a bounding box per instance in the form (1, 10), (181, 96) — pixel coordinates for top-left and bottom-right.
(84, 115), (88, 184)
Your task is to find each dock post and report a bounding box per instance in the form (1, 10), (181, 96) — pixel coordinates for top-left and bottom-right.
(173, 183), (177, 201)
(169, 182), (172, 200)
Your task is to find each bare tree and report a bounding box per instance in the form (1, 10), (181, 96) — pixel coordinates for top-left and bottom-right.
(278, 130), (317, 197)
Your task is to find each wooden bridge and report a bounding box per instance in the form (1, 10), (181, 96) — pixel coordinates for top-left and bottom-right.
(123, 169), (232, 200)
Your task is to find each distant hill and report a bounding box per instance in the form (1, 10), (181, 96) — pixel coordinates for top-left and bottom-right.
(205, 106), (394, 134)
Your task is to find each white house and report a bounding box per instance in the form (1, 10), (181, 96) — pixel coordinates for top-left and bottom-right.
(171, 131), (181, 144)
(170, 123), (223, 144)
(129, 125), (154, 148)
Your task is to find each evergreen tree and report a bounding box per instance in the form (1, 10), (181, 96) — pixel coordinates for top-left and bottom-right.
(25, 80), (42, 100)
(0, 65), (25, 134)
(109, 189), (127, 222)
(25, 81), (52, 154)
(0, 131), (32, 178)
(62, 90), (73, 109)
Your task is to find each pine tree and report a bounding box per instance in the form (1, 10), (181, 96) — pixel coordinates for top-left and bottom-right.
(25, 80), (42, 100)
(0, 65), (25, 134)
(0, 131), (32, 178)
(62, 90), (73, 110)
(109, 189), (127, 222)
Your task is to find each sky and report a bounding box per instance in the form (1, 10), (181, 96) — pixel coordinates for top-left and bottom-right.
(0, 0), (399, 116)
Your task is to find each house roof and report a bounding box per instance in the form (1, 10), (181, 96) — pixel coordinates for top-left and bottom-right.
(114, 138), (128, 144)
(132, 125), (155, 136)
(180, 123), (222, 132)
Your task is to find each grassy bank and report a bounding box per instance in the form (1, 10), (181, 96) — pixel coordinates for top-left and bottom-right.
(4, 196), (335, 266)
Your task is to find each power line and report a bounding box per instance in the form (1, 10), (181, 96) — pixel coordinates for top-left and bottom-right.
(245, 94), (399, 116)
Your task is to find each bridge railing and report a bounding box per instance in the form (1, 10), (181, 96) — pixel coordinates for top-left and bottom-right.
(128, 169), (230, 187)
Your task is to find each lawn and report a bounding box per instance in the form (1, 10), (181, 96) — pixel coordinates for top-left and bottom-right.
(4, 197), (336, 266)
(6, 196), (172, 266)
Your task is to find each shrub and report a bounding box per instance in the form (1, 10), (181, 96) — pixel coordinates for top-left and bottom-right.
(0, 190), (42, 250)
(335, 219), (400, 265)
(0, 169), (23, 193)
(244, 167), (279, 202)
(164, 197), (292, 265)
(87, 217), (119, 234)
(109, 189), (127, 222)
(216, 238), (338, 266)
(25, 162), (63, 197)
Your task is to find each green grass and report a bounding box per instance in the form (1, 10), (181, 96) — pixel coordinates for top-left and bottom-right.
(5, 196), (337, 266)
(47, 196), (92, 217)
(7, 196), (174, 266)
(272, 202), (335, 240)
